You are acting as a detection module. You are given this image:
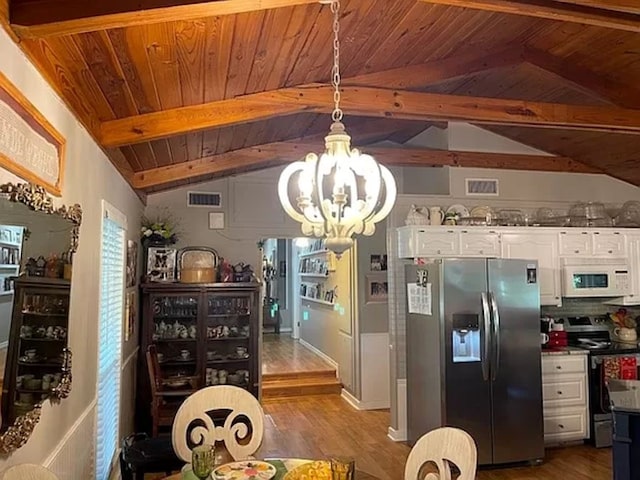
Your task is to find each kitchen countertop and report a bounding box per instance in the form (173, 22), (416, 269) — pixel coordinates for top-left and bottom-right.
(541, 346), (589, 356)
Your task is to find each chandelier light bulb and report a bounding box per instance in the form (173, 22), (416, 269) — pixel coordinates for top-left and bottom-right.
(277, 0), (396, 256)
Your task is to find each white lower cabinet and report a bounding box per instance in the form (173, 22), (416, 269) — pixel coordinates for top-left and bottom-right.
(543, 406), (589, 443)
(541, 355), (589, 444)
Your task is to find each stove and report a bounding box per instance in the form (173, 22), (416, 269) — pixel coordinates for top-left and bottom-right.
(559, 315), (640, 448)
(563, 316), (640, 355)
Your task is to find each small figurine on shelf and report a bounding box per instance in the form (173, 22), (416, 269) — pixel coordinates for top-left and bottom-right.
(233, 263), (255, 283)
(219, 260), (234, 283)
(45, 253), (62, 278)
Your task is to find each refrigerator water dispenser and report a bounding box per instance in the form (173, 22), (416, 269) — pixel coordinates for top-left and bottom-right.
(452, 313), (480, 363)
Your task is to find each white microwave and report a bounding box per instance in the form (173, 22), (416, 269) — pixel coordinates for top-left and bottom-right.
(562, 261), (631, 297)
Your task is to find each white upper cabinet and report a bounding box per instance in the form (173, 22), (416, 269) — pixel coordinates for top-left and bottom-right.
(558, 231), (592, 257)
(501, 232), (562, 306)
(459, 230), (501, 257)
(558, 230), (627, 258)
(607, 232), (640, 305)
(415, 229), (459, 257)
(592, 231), (627, 257)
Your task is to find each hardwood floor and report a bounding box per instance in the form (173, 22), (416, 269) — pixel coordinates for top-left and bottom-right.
(258, 395), (612, 480)
(262, 334), (333, 375)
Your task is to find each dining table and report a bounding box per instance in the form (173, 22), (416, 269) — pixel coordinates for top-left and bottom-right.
(163, 457), (380, 480)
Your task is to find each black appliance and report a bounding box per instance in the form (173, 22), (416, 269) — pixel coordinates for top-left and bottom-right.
(563, 316), (640, 448)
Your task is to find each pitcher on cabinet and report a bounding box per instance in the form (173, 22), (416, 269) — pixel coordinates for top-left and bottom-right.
(429, 207), (443, 226)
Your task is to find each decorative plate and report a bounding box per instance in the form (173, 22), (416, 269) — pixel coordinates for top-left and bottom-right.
(445, 204), (470, 220)
(283, 461), (331, 480)
(213, 461), (277, 480)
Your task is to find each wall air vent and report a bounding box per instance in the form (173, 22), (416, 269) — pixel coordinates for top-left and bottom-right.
(465, 178), (499, 196)
(187, 191), (222, 207)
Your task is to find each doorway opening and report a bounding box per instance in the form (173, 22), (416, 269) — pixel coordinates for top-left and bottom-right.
(259, 237), (354, 398)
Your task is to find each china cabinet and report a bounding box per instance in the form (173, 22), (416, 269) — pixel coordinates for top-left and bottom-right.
(137, 282), (260, 432)
(1, 277), (71, 429)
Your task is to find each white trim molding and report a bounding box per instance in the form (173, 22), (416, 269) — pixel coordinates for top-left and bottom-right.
(360, 332), (390, 410)
(341, 388), (390, 411)
(43, 398), (97, 477)
(298, 338), (339, 373)
(387, 379), (407, 442)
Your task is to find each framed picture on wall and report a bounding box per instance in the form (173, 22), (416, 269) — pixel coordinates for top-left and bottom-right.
(366, 273), (388, 303)
(126, 240), (138, 287)
(370, 254), (387, 271)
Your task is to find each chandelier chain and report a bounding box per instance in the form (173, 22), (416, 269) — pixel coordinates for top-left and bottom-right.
(331, 0), (343, 122)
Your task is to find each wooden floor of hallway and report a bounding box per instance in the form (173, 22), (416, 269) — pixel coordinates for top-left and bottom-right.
(261, 334), (342, 397)
(262, 334), (333, 375)
(259, 395), (612, 480)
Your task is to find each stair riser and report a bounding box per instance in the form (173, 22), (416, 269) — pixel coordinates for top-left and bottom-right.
(262, 370), (337, 382)
(262, 383), (342, 398)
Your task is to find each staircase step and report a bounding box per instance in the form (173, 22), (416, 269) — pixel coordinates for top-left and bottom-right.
(262, 368), (337, 383)
(262, 377), (342, 398)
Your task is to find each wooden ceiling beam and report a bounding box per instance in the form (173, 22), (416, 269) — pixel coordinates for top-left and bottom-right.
(553, 0), (640, 15)
(344, 45), (524, 89)
(523, 47), (640, 108)
(101, 83), (640, 147)
(418, 0), (640, 32)
(132, 143), (600, 190)
(10, 0), (318, 38)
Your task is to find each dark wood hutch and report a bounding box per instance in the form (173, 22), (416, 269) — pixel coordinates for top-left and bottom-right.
(1, 277), (71, 429)
(136, 282), (260, 433)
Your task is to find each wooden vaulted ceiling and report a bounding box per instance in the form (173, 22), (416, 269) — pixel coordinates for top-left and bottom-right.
(2, 0), (640, 195)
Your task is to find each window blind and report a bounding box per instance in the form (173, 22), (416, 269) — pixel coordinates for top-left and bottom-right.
(96, 213), (125, 480)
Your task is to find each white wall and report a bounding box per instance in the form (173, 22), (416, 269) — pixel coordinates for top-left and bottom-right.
(146, 168), (303, 268)
(0, 27), (143, 475)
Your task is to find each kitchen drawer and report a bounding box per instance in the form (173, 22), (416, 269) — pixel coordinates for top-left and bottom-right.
(543, 406), (588, 443)
(542, 373), (587, 407)
(542, 355), (586, 376)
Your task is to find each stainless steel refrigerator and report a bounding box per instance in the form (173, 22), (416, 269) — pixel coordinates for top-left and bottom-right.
(406, 258), (544, 466)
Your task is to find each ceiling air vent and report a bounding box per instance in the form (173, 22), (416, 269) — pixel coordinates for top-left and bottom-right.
(465, 178), (499, 196)
(187, 191), (222, 207)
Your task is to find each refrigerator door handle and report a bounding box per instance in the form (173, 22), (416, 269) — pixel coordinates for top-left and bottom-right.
(481, 292), (491, 382)
(489, 291), (501, 381)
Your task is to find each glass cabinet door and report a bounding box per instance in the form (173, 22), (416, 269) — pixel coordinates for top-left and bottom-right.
(150, 294), (199, 382)
(11, 288), (69, 424)
(204, 293), (252, 389)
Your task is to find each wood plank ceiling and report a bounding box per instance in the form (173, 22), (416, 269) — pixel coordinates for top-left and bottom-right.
(2, 0), (640, 194)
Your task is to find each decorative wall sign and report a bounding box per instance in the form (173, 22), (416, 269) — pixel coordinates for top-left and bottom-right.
(0, 72), (65, 196)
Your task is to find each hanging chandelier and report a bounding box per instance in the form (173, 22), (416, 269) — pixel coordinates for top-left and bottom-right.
(277, 0), (397, 257)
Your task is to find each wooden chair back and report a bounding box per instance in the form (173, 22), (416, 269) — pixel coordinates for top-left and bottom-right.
(404, 427), (477, 480)
(171, 385), (264, 463)
(1, 464), (59, 480)
(146, 344), (163, 395)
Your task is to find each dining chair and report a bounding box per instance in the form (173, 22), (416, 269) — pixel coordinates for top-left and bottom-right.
(171, 385), (264, 463)
(146, 345), (198, 437)
(1, 464), (59, 479)
(404, 427), (477, 480)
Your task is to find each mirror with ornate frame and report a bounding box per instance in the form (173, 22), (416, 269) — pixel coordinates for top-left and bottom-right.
(0, 182), (81, 454)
